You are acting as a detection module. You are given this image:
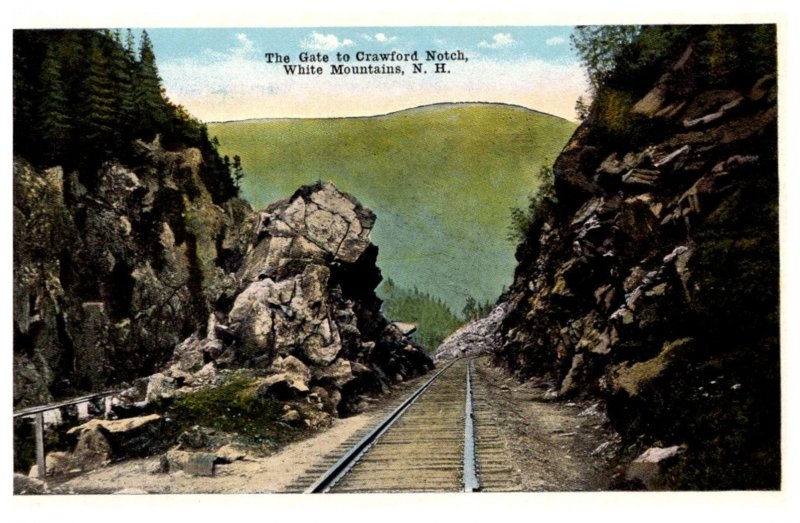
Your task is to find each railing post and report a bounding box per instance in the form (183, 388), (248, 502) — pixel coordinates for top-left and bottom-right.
(34, 412), (45, 479)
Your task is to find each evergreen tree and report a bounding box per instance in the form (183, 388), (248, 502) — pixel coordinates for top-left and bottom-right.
(82, 41), (117, 157)
(570, 26), (641, 92)
(37, 45), (71, 163)
(232, 154), (245, 187)
(12, 34), (36, 158)
(124, 29), (136, 61)
(109, 29), (135, 150)
(13, 28), (240, 201)
(133, 30), (168, 137)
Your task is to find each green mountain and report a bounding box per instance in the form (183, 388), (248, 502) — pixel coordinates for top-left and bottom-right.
(208, 102), (576, 320)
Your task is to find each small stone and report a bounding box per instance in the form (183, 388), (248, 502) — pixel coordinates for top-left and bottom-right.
(645, 282), (668, 297)
(312, 359), (355, 389)
(591, 441), (613, 456)
(145, 373), (176, 403)
(162, 450), (216, 477)
(216, 444), (248, 463)
(542, 390), (559, 401)
(258, 372), (310, 400)
(281, 409), (301, 423)
(14, 473), (49, 495)
(37, 451), (72, 477)
(626, 445), (683, 489)
(577, 403), (605, 419)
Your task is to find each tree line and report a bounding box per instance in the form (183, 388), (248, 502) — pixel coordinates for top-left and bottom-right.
(13, 29), (239, 203)
(381, 278), (497, 351)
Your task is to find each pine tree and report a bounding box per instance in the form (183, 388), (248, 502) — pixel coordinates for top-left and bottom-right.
(133, 30), (168, 137)
(124, 29), (136, 61)
(13, 34), (36, 158)
(232, 154), (244, 187)
(109, 29), (135, 149)
(82, 42), (117, 157)
(37, 44), (71, 163)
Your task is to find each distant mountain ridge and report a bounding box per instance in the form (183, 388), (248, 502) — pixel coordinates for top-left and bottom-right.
(210, 101), (572, 125)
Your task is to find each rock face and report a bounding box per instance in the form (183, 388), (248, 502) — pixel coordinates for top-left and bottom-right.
(154, 182), (433, 416)
(433, 303), (509, 363)
(14, 139), (430, 417)
(14, 157), (431, 474)
(13, 137), (251, 409)
(14, 124), (432, 475)
(494, 37), (778, 489)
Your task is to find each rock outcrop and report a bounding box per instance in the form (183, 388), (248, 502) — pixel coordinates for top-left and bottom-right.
(13, 137), (251, 408)
(433, 303), (509, 363)
(494, 34), (779, 489)
(148, 182), (433, 416)
(14, 141), (432, 476)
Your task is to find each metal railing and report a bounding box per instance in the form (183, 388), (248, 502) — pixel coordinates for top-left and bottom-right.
(13, 390), (120, 478)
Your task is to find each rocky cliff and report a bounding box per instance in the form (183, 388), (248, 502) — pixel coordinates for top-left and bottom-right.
(494, 32), (779, 489)
(14, 141), (431, 415)
(14, 144), (432, 475)
(155, 181), (434, 417)
(13, 138), (251, 408)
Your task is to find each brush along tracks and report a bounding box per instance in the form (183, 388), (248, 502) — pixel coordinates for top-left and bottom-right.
(293, 357), (517, 493)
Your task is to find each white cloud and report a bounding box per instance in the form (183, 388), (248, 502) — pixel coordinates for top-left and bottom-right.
(362, 32), (398, 43)
(233, 33), (255, 56)
(301, 32), (354, 51)
(546, 36), (566, 46)
(375, 32), (397, 43)
(478, 33), (514, 49)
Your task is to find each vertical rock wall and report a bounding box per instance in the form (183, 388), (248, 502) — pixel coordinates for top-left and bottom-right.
(494, 42), (779, 488)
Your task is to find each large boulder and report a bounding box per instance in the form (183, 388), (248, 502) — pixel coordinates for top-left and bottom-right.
(67, 414), (169, 459)
(147, 182), (432, 421)
(190, 182), (431, 414)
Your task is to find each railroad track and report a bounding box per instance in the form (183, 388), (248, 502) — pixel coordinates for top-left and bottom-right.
(288, 357), (516, 493)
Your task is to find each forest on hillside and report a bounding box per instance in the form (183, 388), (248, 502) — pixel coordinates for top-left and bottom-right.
(13, 29), (238, 203)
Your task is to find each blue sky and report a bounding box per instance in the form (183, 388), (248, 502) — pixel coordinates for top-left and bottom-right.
(145, 27), (578, 62)
(138, 27), (587, 121)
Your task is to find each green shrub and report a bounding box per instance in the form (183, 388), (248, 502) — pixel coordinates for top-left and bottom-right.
(507, 164), (555, 244)
(162, 375), (302, 449)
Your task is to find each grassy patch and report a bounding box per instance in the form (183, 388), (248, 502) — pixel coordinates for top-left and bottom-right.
(162, 375), (305, 452)
(209, 103), (575, 312)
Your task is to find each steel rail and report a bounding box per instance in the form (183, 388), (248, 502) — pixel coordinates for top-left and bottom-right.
(463, 359), (480, 492)
(304, 358), (462, 493)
